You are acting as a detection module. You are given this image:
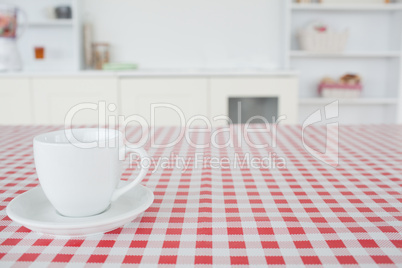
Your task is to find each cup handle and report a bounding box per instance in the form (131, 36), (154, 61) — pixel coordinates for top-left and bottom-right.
(111, 147), (149, 201)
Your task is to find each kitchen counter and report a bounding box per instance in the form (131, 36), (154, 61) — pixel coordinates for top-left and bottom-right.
(0, 69), (299, 78)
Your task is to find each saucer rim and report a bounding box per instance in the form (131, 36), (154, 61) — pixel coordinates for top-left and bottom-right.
(6, 184), (154, 230)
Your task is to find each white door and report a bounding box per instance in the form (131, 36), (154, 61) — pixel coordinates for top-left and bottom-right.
(120, 78), (208, 126)
(33, 77), (118, 125)
(210, 77), (299, 125)
(0, 78), (32, 125)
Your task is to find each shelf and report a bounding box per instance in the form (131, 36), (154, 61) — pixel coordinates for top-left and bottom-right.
(25, 20), (73, 27)
(290, 51), (401, 58)
(299, 98), (398, 105)
(291, 3), (402, 11)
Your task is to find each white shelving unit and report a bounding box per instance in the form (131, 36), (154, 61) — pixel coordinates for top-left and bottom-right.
(287, 0), (402, 124)
(12, 0), (81, 72)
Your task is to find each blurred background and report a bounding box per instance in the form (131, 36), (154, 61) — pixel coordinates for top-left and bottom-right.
(0, 0), (401, 126)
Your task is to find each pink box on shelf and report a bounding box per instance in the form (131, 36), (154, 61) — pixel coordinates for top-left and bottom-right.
(318, 83), (362, 98)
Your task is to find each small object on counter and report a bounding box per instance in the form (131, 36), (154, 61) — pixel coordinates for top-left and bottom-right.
(318, 75), (362, 98)
(92, 43), (110, 70)
(297, 0), (312, 3)
(34, 46), (45, 60)
(55, 6), (72, 19)
(83, 23), (93, 69)
(102, 63), (138, 71)
(0, 12), (17, 38)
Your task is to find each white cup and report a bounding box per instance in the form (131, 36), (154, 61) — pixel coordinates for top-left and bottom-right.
(33, 128), (149, 217)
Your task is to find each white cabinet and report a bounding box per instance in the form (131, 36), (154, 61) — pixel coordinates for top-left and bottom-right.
(210, 77), (299, 125)
(120, 78), (208, 126)
(0, 78), (32, 125)
(0, 75), (300, 126)
(32, 77), (118, 125)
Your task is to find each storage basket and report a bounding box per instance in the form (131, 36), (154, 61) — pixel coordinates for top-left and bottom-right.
(299, 30), (349, 53)
(318, 83), (362, 98)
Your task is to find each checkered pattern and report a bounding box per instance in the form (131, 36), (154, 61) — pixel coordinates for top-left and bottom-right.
(0, 124), (401, 267)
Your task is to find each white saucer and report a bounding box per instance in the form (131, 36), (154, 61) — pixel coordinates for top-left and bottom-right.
(6, 185), (154, 236)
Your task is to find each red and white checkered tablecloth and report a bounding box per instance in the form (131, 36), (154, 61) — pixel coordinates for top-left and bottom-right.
(0, 125), (401, 267)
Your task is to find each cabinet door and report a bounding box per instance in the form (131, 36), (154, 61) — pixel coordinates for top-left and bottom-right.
(33, 77), (118, 125)
(120, 78), (208, 126)
(0, 78), (32, 125)
(210, 77), (298, 125)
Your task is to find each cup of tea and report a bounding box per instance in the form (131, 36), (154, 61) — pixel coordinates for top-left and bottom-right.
(33, 128), (149, 217)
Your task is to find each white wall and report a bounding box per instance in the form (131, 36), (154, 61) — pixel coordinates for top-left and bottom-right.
(83, 0), (284, 69)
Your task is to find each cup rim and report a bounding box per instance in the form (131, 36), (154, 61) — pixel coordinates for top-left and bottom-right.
(33, 128), (121, 146)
